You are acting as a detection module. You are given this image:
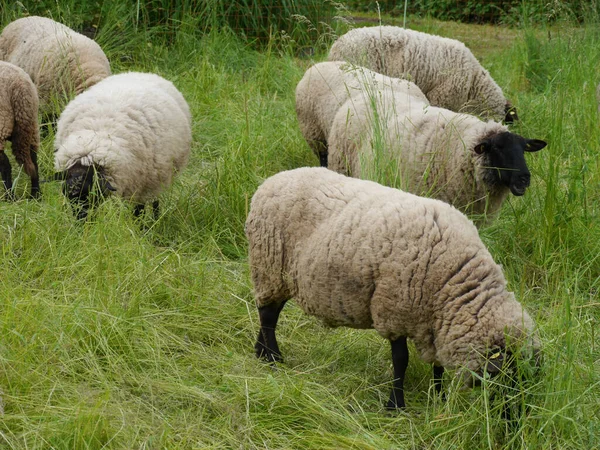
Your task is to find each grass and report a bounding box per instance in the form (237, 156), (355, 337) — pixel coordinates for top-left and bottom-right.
(0, 6), (599, 449)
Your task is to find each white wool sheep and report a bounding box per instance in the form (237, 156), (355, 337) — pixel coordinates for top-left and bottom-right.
(327, 88), (546, 221)
(54, 72), (192, 219)
(0, 61), (40, 198)
(0, 16), (111, 114)
(246, 167), (539, 409)
(329, 26), (517, 123)
(296, 61), (427, 167)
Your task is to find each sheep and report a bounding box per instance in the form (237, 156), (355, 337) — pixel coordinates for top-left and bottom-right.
(246, 167), (539, 409)
(0, 16), (111, 115)
(328, 26), (517, 123)
(327, 88), (546, 221)
(53, 72), (192, 220)
(0, 61), (40, 198)
(296, 61), (427, 167)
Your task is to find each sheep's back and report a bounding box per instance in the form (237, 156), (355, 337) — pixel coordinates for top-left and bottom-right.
(0, 16), (110, 111)
(329, 26), (487, 112)
(248, 168), (485, 336)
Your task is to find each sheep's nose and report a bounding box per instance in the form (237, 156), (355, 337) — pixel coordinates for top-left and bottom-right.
(517, 173), (531, 187)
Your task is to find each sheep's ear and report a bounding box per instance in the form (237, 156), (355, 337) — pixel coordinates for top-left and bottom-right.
(484, 349), (505, 375)
(53, 171), (68, 181)
(474, 142), (488, 155)
(504, 103), (518, 123)
(100, 176), (116, 192)
(525, 139), (547, 152)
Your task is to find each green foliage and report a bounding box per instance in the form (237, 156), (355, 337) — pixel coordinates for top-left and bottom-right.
(0, 4), (599, 449)
(10, 0), (343, 51)
(345, 0), (600, 24)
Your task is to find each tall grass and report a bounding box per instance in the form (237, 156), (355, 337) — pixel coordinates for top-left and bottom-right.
(9, 0), (343, 51)
(0, 4), (599, 449)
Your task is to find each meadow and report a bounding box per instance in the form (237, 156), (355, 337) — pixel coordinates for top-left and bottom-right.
(0, 2), (599, 449)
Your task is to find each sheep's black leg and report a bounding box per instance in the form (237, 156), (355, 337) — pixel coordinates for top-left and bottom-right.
(133, 203), (145, 218)
(29, 148), (40, 198)
(0, 151), (14, 200)
(152, 200), (159, 220)
(319, 152), (328, 168)
(387, 336), (409, 409)
(433, 364), (445, 400)
(255, 300), (287, 363)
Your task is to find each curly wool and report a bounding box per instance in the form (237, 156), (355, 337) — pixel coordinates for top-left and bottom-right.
(0, 16), (111, 114)
(0, 61), (39, 180)
(327, 89), (509, 218)
(246, 167), (538, 373)
(54, 72), (192, 203)
(296, 61), (427, 161)
(329, 26), (509, 121)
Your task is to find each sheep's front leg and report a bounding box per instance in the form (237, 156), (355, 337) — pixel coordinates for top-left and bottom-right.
(387, 336), (409, 409)
(133, 203), (145, 218)
(0, 150), (14, 200)
(255, 300), (287, 363)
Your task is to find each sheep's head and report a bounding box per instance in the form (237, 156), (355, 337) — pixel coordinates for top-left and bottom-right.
(54, 162), (116, 220)
(475, 131), (547, 197)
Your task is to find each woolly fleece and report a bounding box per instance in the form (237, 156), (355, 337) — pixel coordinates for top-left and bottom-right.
(0, 16), (111, 114)
(328, 26), (509, 121)
(296, 61), (427, 161)
(0, 61), (39, 180)
(246, 167), (538, 374)
(54, 72), (192, 203)
(327, 89), (510, 218)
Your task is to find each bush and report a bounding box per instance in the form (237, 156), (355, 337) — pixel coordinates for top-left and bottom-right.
(343, 0), (600, 24)
(6, 0), (341, 51)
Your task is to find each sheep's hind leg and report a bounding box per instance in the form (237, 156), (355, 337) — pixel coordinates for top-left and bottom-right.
(0, 151), (14, 200)
(433, 364), (446, 401)
(319, 152), (328, 168)
(255, 300), (288, 363)
(152, 200), (159, 220)
(387, 336), (409, 409)
(29, 147), (40, 198)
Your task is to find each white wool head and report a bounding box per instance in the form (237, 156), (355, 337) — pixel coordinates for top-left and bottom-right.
(54, 130), (126, 171)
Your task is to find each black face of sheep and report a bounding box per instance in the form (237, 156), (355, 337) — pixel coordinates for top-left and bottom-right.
(55, 163), (115, 220)
(475, 132), (547, 197)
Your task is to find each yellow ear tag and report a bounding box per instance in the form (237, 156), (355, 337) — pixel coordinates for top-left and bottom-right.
(490, 352), (501, 360)
(510, 111), (516, 115)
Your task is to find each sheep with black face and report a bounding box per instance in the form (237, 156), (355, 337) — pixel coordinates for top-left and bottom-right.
(54, 72), (192, 219)
(327, 88), (546, 222)
(246, 167), (540, 409)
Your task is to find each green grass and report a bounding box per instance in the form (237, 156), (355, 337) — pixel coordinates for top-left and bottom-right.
(0, 7), (599, 449)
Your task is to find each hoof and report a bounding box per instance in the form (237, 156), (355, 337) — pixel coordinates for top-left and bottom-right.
(386, 397), (405, 410)
(255, 342), (283, 363)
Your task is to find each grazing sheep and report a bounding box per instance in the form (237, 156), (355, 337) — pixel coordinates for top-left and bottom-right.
(54, 72), (192, 220)
(329, 26), (517, 123)
(246, 167), (539, 409)
(327, 88), (546, 221)
(0, 61), (40, 198)
(0, 16), (111, 114)
(296, 61), (427, 167)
